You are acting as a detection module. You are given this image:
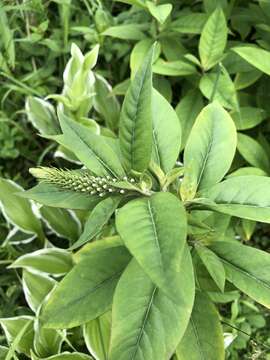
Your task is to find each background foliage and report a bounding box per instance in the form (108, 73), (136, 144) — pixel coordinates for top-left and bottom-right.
(1, 0), (270, 359)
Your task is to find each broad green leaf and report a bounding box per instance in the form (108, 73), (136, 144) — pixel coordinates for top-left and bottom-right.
(70, 196), (121, 250)
(102, 25), (145, 40)
(210, 241), (270, 308)
(153, 58), (197, 76)
(182, 102), (237, 199)
(234, 69), (262, 90)
(25, 97), (60, 135)
(10, 248), (73, 275)
(116, 192), (186, 294)
(176, 292), (225, 360)
(109, 247), (195, 360)
(199, 176), (270, 223)
(232, 46), (270, 76)
(199, 67), (239, 111)
(31, 352), (92, 360)
(0, 178), (43, 239)
(83, 312), (111, 360)
(0, 316), (34, 357)
(195, 246), (225, 291)
(203, 0), (227, 12)
(40, 207), (80, 242)
(119, 46), (153, 173)
(228, 167), (268, 177)
(22, 270), (56, 313)
(176, 89), (204, 150)
(42, 246), (131, 329)
(59, 110), (125, 178)
(93, 75), (120, 131)
(170, 13), (207, 34)
(20, 183), (100, 210)
(74, 235), (123, 262)
(237, 133), (270, 173)
(146, 2), (172, 24)
(231, 107), (267, 130)
(199, 8), (228, 70)
(130, 38), (153, 78)
(151, 89), (181, 173)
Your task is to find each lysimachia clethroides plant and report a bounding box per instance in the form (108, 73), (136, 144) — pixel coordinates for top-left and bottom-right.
(11, 44), (270, 359)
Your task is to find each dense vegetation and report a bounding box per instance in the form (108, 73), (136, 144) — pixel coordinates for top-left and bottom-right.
(1, 0), (270, 359)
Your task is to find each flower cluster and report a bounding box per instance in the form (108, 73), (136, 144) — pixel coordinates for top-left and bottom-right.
(30, 167), (136, 197)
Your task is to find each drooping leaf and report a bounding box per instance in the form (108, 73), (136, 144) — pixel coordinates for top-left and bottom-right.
(198, 176), (270, 223)
(83, 312), (111, 360)
(116, 192), (187, 294)
(176, 292), (225, 360)
(199, 8), (228, 70)
(41, 246), (131, 329)
(232, 46), (270, 76)
(151, 89), (181, 173)
(119, 46), (153, 173)
(0, 178), (43, 239)
(70, 196), (121, 250)
(109, 247), (195, 360)
(182, 102), (237, 200)
(195, 246), (226, 292)
(210, 241), (270, 308)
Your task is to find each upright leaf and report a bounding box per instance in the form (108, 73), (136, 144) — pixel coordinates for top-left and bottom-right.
(182, 102), (237, 199)
(109, 247), (195, 360)
(176, 292), (225, 360)
(151, 89), (181, 173)
(42, 246), (131, 329)
(199, 8), (228, 70)
(211, 241), (270, 308)
(116, 192), (187, 294)
(119, 46), (153, 173)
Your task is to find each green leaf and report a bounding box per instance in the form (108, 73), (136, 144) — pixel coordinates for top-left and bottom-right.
(182, 102), (237, 199)
(0, 178), (43, 239)
(31, 352), (92, 360)
(176, 292), (225, 360)
(195, 246), (226, 292)
(20, 183), (100, 210)
(232, 46), (270, 76)
(199, 67), (239, 111)
(40, 207), (80, 242)
(59, 110), (125, 178)
(83, 312), (111, 360)
(25, 97), (60, 136)
(170, 13), (207, 34)
(0, 316), (34, 357)
(151, 89), (181, 173)
(153, 58), (197, 76)
(130, 38), (154, 79)
(0, 5), (15, 68)
(231, 107), (267, 130)
(102, 25), (145, 40)
(176, 89), (204, 151)
(41, 246), (131, 329)
(93, 74), (120, 131)
(199, 8), (228, 70)
(198, 176), (270, 223)
(22, 270), (56, 313)
(119, 46), (153, 173)
(210, 241), (270, 308)
(70, 196), (121, 250)
(109, 247), (195, 360)
(116, 192), (187, 294)
(237, 133), (270, 173)
(146, 2), (172, 24)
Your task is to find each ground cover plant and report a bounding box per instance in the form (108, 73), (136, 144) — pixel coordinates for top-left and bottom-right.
(2, 0), (270, 359)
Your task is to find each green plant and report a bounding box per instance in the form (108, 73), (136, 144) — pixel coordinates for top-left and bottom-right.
(2, 44), (270, 359)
